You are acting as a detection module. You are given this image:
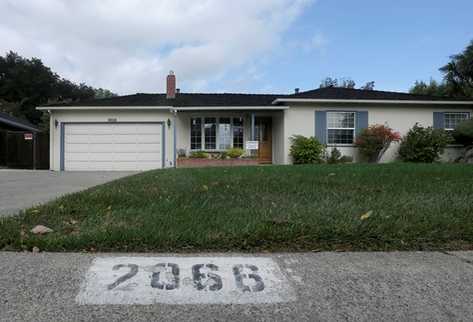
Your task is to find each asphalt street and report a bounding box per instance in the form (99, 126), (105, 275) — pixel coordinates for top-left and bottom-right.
(1, 251), (473, 321)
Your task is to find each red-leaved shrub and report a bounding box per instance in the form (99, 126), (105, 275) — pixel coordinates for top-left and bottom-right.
(355, 125), (401, 162)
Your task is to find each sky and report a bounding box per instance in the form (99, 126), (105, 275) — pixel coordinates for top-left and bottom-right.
(0, 0), (472, 95)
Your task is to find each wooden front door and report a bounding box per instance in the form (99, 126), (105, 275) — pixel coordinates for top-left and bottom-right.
(255, 117), (272, 163)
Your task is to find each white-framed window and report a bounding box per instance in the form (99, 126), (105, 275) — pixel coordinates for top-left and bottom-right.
(204, 117), (217, 150)
(218, 117), (232, 150)
(233, 117), (244, 149)
(327, 111), (356, 144)
(444, 112), (470, 131)
(190, 117), (245, 151)
(190, 118), (202, 150)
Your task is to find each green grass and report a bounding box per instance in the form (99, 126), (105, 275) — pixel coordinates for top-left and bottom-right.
(1, 163), (473, 252)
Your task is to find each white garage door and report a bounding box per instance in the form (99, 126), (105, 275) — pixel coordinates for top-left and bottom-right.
(63, 123), (163, 171)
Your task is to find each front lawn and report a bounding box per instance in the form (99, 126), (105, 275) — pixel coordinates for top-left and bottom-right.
(1, 163), (473, 252)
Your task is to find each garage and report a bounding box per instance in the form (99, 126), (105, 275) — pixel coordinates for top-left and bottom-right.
(62, 122), (164, 171)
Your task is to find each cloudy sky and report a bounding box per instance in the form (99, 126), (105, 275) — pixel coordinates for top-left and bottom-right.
(1, 0), (472, 95)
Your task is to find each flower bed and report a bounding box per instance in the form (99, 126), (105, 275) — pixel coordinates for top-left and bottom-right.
(177, 158), (260, 168)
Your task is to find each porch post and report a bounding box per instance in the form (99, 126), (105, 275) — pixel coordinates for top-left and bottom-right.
(251, 112), (255, 140)
(173, 109), (177, 168)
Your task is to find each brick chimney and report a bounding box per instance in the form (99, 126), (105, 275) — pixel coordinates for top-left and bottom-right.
(166, 71), (176, 99)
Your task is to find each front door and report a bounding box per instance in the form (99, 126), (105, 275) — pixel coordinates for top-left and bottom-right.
(255, 117), (272, 163)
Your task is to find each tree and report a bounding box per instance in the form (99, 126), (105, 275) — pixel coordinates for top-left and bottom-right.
(0, 51), (116, 125)
(320, 77), (356, 89)
(409, 79), (449, 97)
(440, 40), (473, 97)
(360, 81), (375, 91)
(94, 88), (117, 99)
(319, 77), (375, 90)
(319, 77), (340, 88)
(410, 40), (473, 98)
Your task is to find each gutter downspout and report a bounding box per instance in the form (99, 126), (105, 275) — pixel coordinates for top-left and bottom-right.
(250, 112), (256, 158)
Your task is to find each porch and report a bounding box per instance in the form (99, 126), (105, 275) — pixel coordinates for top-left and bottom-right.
(173, 108), (285, 167)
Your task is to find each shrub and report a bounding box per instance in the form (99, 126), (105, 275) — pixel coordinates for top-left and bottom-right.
(227, 148), (245, 158)
(355, 125), (401, 162)
(452, 118), (473, 145)
(216, 152), (228, 159)
(189, 151), (209, 159)
(326, 147), (342, 164)
(290, 135), (325, 164)
(398, 124), (452, 163)
(177, 149), (187, 158)
(326, 148), (353, 164)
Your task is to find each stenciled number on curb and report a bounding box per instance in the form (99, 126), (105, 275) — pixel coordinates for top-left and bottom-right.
(107, 264), (139, 290)
(192, 264), (223, 291)
(233, 264), (265, 292)
(151, 263), (180, 290)
(108, 263), (265, 292)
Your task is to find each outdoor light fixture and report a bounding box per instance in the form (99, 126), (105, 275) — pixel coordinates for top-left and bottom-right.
(54, 119), (59, 128)
(167, 118), (171, 128)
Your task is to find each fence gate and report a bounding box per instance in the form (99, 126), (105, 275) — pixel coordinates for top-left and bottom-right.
(0, 131), (49, 169)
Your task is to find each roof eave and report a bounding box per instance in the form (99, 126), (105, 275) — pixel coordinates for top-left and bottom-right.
(0, 117), (40, 132)
(172, 106), (288, 111)
(36, 106), (174, 111)
(37, 105), (289, 111)
(272, 98), (473, 105)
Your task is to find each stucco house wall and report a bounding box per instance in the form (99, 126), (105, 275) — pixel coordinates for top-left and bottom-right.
(271, 111), (285, 165)
(282, 104), (473, 164)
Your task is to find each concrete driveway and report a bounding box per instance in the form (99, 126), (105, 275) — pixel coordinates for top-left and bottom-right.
(0, 170), (136, 217)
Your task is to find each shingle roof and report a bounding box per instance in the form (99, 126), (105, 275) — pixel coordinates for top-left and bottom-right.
(287, 87), (473, 101)
(172, 93), (283, 106)
(42, 92), (283, 107)
(41, 87), (473, 108)
(0, 111), (40, 132)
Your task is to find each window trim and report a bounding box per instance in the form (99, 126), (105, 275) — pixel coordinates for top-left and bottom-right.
(217, 117), (232, 150)
(189, 116), (245, 151)
(203, 117), (217, 150)
(190, 117), (203, 151)
(326, 111), (356, 145)
(232, 117), (244, 149)
(444, 112), (471, 131)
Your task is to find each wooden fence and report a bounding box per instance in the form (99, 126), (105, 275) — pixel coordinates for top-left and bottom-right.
(0, 131), (49, 169)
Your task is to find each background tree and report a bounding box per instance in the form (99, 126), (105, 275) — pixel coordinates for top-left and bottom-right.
(94, 88), (117, 99)
(0, 51), (116, 125)
(409, 79), (449, 97)
(440, 40), (473, 97)
(319, 77), (375, 90)
(320, 77), (356, 89)
(360, 81), (375, 91)
(410, 40), (473, 98)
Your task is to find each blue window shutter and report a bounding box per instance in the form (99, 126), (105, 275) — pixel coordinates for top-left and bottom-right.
(433, 112), (445, 129)
(315, 111), (327, 144)
(356, 111), (368, 136)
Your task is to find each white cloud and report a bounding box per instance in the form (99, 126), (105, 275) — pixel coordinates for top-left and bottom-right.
(0, 0), (312, 94)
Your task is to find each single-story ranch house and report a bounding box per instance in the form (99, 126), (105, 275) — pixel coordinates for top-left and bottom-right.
(38, 72), (473, 171)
